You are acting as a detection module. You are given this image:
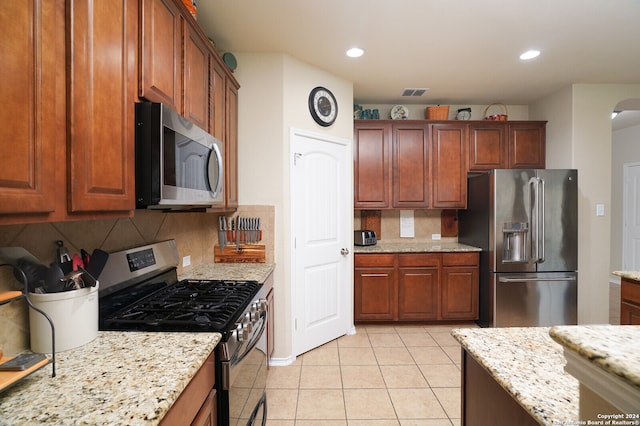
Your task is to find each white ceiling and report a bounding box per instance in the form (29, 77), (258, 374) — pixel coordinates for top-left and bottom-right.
(196, 0), (640, 126)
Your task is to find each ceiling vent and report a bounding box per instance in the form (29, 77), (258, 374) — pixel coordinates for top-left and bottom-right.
(401, 88), (428, 97)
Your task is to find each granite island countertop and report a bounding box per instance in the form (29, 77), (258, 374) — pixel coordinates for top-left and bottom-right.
(549, 324), (640, 413)
(354, 241), (481, 254)
(451, 327), (579, 425)
(180, 262), (275, 283)
(0, 331), (221, 425)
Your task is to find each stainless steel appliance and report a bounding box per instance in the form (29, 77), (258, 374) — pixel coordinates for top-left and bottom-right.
(458, 169), (578, 327)
(135, 102), (225, 210)
(97, 240), (267, 425)
(354, 230), (377, 246)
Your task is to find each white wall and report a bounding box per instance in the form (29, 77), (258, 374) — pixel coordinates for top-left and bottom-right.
(233, 53), (353, 360)
(610, 123), (640, 271)
(532, 84), (640, 324)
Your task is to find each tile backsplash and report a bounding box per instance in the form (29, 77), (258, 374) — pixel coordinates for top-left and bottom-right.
(0, 205), (274, 355)
(354, 209), (457, 243)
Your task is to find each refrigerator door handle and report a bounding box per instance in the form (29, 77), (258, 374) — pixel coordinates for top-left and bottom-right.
(498, 276), (577, 283)
(529, 177), (545, 264)
(539, 177), (545, 263)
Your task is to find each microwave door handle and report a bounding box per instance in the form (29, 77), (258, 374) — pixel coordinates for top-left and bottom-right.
(207, 143), (223, 195)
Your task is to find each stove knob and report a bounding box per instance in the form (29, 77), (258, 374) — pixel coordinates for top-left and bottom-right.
(235, 324), (244, 342)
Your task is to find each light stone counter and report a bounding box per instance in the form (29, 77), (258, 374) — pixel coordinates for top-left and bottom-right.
(613, 270), (640, 282)
(549, 325), (640, 414)
(180, 262), (275, 283)
(0, 331), (221, 425)
(451, 327), (579, 425)
(354, 241), (481, 254)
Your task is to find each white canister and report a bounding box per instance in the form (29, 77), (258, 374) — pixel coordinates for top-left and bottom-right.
(28, 284), (99, 353)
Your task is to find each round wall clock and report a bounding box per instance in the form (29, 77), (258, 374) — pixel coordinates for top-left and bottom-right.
(308, 86), (338, 127)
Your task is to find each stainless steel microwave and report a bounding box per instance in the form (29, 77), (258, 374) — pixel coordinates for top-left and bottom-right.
(134, 102), (224, 210)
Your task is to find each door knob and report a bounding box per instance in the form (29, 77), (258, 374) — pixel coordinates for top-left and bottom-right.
(340, 248), (350, 256)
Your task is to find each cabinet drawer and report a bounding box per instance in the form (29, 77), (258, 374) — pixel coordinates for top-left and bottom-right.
(355, 254), (395, 267)
(398, 253), (440, 267)
(442, 252), (479, 267)
(621, 279), (640, 304)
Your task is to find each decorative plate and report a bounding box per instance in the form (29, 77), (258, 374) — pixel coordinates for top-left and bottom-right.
(390, 105), (409, 120)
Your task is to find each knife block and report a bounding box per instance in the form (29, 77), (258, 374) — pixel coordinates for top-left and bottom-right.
(214, 244), (266, 263)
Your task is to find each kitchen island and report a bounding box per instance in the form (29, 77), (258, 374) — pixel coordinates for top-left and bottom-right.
(549, 325), (640, 420)
(0, 331), (220, 425)
(452, 327), (579, 425)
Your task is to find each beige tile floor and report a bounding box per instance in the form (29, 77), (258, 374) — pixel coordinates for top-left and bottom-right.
(266, 323), (478, 426)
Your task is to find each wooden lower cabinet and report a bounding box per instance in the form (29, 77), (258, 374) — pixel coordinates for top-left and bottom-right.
(398, 254), (439, 320)
(462, 351), (538, 425)
(621, 278), (640, 325)
(354, 254), (396, 320)
(161, 352), (216, 425)
(354, 252), (479, 322)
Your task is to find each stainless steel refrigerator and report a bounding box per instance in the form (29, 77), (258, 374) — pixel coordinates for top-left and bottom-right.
(458, 169), (578, 327)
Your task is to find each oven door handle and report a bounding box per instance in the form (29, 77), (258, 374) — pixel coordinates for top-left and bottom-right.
(232, 311), (267, 367)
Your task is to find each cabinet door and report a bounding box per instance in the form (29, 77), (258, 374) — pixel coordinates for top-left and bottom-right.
(398, 267), (438, 320)
(508, 123), (546, 169)
(140, 0), (183, 112)
(441, 267), (479, 320)
(184, 24), (210, 131)
(392, 124), (430, 208)
(354, 122), (392, 208)
(621, 302), (640, 325)
(468, 122), (507, 171)
(225, 79), (239, 209)
(191, 389), (217, 426)
(67, 0), (137, 212)
(0, 0), (58, 215)
(397, 254), (440, 320)
(210, 58), (226, 141)
(354, 267), (396, 320)
(431, 124), (467, 208)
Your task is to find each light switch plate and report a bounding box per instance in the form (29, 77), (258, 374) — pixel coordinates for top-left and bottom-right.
(596, 204), (605, 217)
(182, 255), (191, 267)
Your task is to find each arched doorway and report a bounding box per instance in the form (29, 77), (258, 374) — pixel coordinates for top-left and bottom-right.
(609, 98), (640, 324)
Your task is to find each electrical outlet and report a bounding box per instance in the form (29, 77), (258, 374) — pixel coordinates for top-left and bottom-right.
(182, 255), (191, 267)
(432, 233), (441, 241)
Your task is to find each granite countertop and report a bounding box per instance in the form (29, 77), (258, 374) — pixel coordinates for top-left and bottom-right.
(354, 241), (481, 254)
(613, 270), (640, 282)
(0, 331), (221, 425)
(451, 327), (579, 425)
(549, 325), (640, 391)
(180, 262), (275, 283)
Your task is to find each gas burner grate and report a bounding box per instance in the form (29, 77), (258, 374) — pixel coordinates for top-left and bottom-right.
(102, 279), (261, 332)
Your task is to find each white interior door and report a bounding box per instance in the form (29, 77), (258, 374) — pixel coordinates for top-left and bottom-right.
(623, 162), (640, 270)
(291, 128), (353, 357)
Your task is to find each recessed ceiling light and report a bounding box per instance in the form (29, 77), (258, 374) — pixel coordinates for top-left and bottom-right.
(520, 50), (541, 60)
(346, 47), (364, 58)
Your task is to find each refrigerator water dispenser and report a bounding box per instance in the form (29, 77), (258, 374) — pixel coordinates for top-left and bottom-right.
(502, 222), (528, 262)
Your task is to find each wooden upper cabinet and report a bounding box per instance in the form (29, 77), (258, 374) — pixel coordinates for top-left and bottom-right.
(139, 0), (183, 112)
(0, 0), (58, 216)
(67, 0), (137, 213)
(184, 23), (210, 131)
(225, 79), (240, 209)
(431, 123), (467, 208)
(468, 122), (507, 171)
(354, 122), (392, 209)
(508, 122), (546, 169)
(392, 124), (430, 208)
(210, 58), (226, 141)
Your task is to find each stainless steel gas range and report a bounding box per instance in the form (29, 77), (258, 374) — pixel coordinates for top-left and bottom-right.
(97, 240), (268, 426)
